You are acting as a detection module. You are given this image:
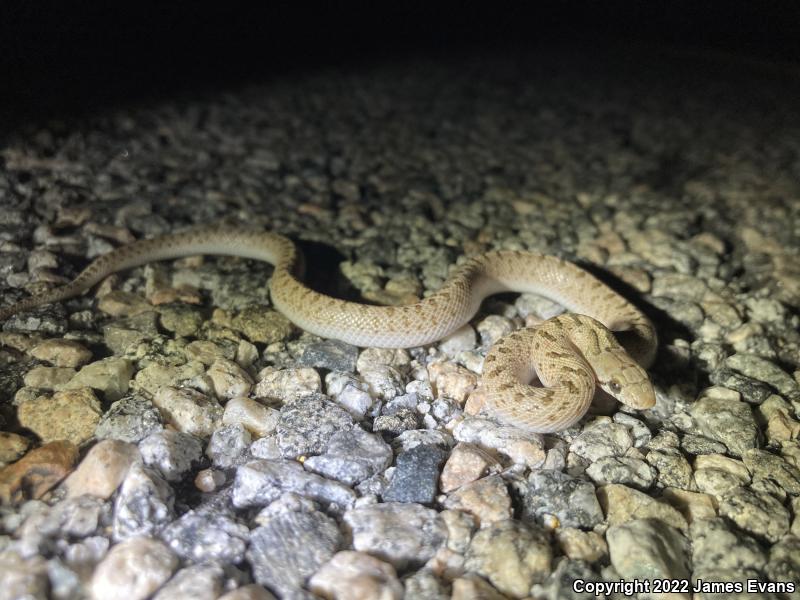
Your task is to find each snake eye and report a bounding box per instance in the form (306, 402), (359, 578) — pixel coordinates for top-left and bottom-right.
(608, 380), (622, 394)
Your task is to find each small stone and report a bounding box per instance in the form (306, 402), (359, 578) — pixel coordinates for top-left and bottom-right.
(232, 459), (356, 511)
(372, 408), (420, 434)
(157, 304), (205, 337)
(464, 519), (551, 598)
(383, 444), (446, 505)
(726, 353), (799, 397)
(223, 397), (280, 438)
(439, 442), (498, 492)
(63, 439), (140, 499)
(112, 462), (174, 540)
(451, 575), (507, 600)
(207, 358), (253, 401)
(0, 440), (79, 504)
(309, 550), (403, 600)
(152, 563), (224, 600)
(765, 534), (800, 588)
(297, 339), (359, 372)
(719, 486), (790, 543)
(570, 420), (633, 461)
(0, 551), (49, 599)
(0, 432), (31, 466)
(246, 509), (341, 597)
(17, 387), (102, 445)
(65, 357), (134, 402)
(522, 470), (604, 529)
(645, 447), (694, 490)
(94, 393), (163, 443)
(276, 394), (353, 458)
(160, 509), (249, 563)
(255, 367), (322, 402)
(152, 386), (223, 439)
(607, 519), (691, 587)
(439, 325), (477, 358)
(680, 433), (728, 455)
(97, 290), (154, 317)
(453, 417), (545, 469)
(139, 430), (203, 481)
(194, 468), (225, 492)
(597, 484), (688, 531)
(690, 517), (767, 572)
(303, 428), (393, 485)
(555, 528), (608, 563)
(206, 424), (252, 468)
(443, 474), (512, 527)
(585, 456), (657, 489)
(344, 502), (446, 569)
(689, 388), (758, 457)
(184, 339), (235, 365)
(230, 306), (294, 344)
(660, 488), (718, 523)
(90, 537), (178, 600)
(428, 361), (478, 404)
(23, 365), (76, 389)
(29, 338), (93, 367)
(742, 447), (800, 496)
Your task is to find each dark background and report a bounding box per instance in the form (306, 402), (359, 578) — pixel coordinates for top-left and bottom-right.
(1, 2), (799, 123)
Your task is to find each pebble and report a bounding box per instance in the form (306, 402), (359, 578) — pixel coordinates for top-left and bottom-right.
(206, 424), (252, 468)
(694, 453), (751, 497)
(439, 442), (499, 492)
(63, 439), (140, 499)
(719, 485), (790, 543)
(218, 585), (277, 600)
(522, 470), (604, 529)
(725, 353), (799, 397)
(160, 509), (249, 563)
(254, 367), (321, 402)
(65, 357), (134, 402)
(309, 550), (403, 600)
(22, 365), (76, 389)
(570, 420), (634, 461)
(222, 396), (280, 437)
(646, 447), (694, 490)
(207, 358), (254, 400)
(0, 431), (31, 466)
(232, 459), (356, 511)
(94, 392), (163, 442)
(297, 339), (360, 372)
(453, 417), (546, 469)
(139, 430), (203, 481)
(450, 574), (508, 600)
(585, 455), (657, 489)
(0, 551), (50, 600)
(246, 509), (341, 597)
(660, 488), (718, 523)
(0, 440), (79, 504)
(607, 519), (691, 592)
(443, 474), (512, 526)
(464, 519), (551, 599)
(152, 386), (224, 438)
(597, 483), (688, 531)
(303, 427), (393, 485)
(152, 563), (224, 600)
(29, 338), (93, 367)
(383, 444), (446, 505)
(438, 324), (477, 358)
(90, 537), (178, 600)
(555, 528), (608, 563)
(112, 462), (174, 540)
(689, 387), (759, 457)
(17, 387), (102, 445)
(276, 393), (354, 458)
(344, 502), (447, 569)
(690, 517), (767, 572)
(229, 306), (294, 344)
(427, 361), (478, 404)
(325, 373), (375, 418)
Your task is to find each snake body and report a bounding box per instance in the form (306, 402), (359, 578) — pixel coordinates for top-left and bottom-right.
(0, 227), (657, 432)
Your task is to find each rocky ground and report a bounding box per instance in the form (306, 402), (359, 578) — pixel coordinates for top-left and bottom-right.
(0, 46), (799, 599)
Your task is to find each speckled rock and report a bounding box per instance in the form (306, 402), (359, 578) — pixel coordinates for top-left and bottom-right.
(570, 420), (634, 461)
(94, 392), (163, 442)
(17, 387), (103, 445)
(112, 462), (174, 540)
(152, 386), (223, 438)
(230, 306), (294, 344)
(207, 358), (253, 400)
(303, 427), (392, 486)
(0, 551), (49, 600)
(443, 474), (512, 527)
(344, 502), (447, 569)
(690, 517), (767, 573)
(689, 387), (759, 457)
(719, 486), (790, 543)
(90, 537), (178, 600)
(206, 424), (252, 468)
(585, 456), (657, 489)
(65, 357), (134, 401)
(439, 442), (499, 493)
(160, 509), (249, 563)
(22, 365), (76, 389)
(139, 430), (203, 482)
(0, 432), (31, 466)
(522, 470), (604, 529)
(464, 519), (551, 599)
(309, 550), (403, 600)
(246, 508), (341, 597)
(742, 447), (800, 496)
(597, 483), (688, 531)
(453, 417), (545, 469)
(152, 563), (224, 600)
(297, 339), (360, 372)
(383, 444), (447, 505)
(555, 528), (608, 563)
(255, 367), (322, 402)
(276, 394), (353, 458)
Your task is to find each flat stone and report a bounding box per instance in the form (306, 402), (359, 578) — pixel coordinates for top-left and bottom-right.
(276, 394), (353, 458)
(443, 474), (513, 527)
(29, 338), (93, 367)
(597, 483), (688, 531)
(139, 430), (203, 482)
(17, 387), (102, 445)
(63, 439), (140, 499)
(719, 486), (790, 543)
(94, 392), (163, 443)
(207, 358), (253, 400)
(223, 396), (280, 438)
(90, 537), (178, 600)
(112, 462), (174, 540)
(689, 389), (758, 457)
(309, 550), (403, 600)
(522, 470), (604, 529)
(160, 509), (249, 564)
(439, 442), (498, 492)
(297, 339), (359, 372)
(383, 444), (446, 505)
(152, 386), (223, 439)
(64, 357), (134, 402)
(607, 519), (691, 589)
(0, 440), (79, 504)
(453, 417), (545, 469)
(303, 427), (392, 485)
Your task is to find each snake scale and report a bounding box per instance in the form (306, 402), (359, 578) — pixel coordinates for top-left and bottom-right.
(0, 227), (657, 433)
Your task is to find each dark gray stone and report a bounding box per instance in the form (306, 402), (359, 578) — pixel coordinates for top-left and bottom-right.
(382, 444), (446, 505)
(303, 428), (393, 485)
(297, 339), (359, 372)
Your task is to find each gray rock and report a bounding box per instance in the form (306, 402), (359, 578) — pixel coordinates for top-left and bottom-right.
(277, 394), (353, 458)
(246, 510), (341, 597)
(742, 448), (800, 496)
(689, 517), (767, 572)
(709, 369), (775, 404)
(139, 430), (203, 482)
(113, 462), (174, 540)
(680, 433), (728, 455)
(531, 558), (602, 600)
(401, 570), (449, 600)
(94, 392), (163, 443)
(725, 353), (799, 398)
(719, 486), (790, 543)
(303, 428), (393, 485)
(570, 421), (633, 461)
(645, 447), (694, 490)
(765, 534), (800, 587)
(690, 392), (759, 456)
(382, 444), (446, 505)
(373, 408), (420, 434)
(232, 459), (356, 511)
(522, 470), (604, 529)
(607, 519), (691, 584)
(160, 509), (250, 564)
(297, 339), (359, 372)
(206, 424), (252, 468)
(344, 502), (446, 569)
(585, 456), (656, 489)
(152, 563), (225, 600)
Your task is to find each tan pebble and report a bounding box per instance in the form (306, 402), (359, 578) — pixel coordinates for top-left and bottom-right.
(440, 442), (498, 492)
(97, 290), (153, 317)
(152, 386), (223, 439)
(223, 397), (279, 438)
(597, 484), (688, 531)
(90, 537), (178, 600)
(17, 387), (102, 445)
(148, 285), (203, 306)
(0, 331), (44, 352)
(428, 361), (478, 405)
(62, 439), (141, 499)
(254, 368), (321, 402)
(29, 338), (93, 367)
(65, 357), (134, 402)
(443, 474), (512, 527)
(22, 366), (76, 390)
(309, 550), (403, 600)
(0, 432), (32, 466)
(218, 584), (277, 600)
(555, 528), (608, 563)
(0, 440), (79, 504)
(194, 468), (226, 492)
(207, 358), (254, 400)
(0, 551), (49, 598)
(660, 487), (718, 523)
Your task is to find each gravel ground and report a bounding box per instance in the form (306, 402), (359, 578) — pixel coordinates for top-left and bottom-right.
(1, 47), (799, 599)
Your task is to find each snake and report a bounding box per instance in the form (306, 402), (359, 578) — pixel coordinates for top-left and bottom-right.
(0, 227), (657, 433)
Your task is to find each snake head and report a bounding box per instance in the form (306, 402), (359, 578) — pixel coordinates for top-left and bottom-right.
(597, 361), (656, 409)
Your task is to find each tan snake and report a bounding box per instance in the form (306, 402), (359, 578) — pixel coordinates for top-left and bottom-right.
(0, 227), (657, 433)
